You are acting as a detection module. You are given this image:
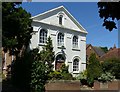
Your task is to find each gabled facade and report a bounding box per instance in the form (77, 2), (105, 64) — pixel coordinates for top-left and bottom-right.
(86, 44), (105, 62)
(30, 6), (88, 76)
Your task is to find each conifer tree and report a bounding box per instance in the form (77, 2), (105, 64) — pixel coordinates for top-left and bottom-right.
(87, 53), (102, 86)
(40, 36), (55, 73)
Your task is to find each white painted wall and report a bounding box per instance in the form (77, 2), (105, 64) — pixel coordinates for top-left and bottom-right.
(30, 22), (87, 76)
(30, 7), (87, 76)
(33, 9), (82, 32)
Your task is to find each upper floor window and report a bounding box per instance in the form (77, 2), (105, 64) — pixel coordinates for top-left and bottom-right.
(73, 36), (78, 48)
(57, 32), (64, 46)
(73, 58), (79, 72)
(39, 29), (47, 44)
(59, 15), (63, 25)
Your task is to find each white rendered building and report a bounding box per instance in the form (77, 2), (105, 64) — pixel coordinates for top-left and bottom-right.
(30, 6), (88, 76)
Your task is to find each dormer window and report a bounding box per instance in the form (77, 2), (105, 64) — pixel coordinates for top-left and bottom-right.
(59, 15), (63, 25)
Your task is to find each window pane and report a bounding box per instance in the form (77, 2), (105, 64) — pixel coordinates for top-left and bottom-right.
(39, 29), (47, 44)
(73, 59), (79, 71)
(59, 15), (63, 25)
(58, 33), (64, 46)
(73, 36), (78, 48)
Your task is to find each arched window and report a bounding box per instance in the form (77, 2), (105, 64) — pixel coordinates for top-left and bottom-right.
(73, 58), (79, 71)
(73, 36), (78, 48)
(57, 32), (64, 46)
(56, 54), (65, 62)
(39, 29), (47, 44)
(55, 54), (65, 70)
(59, 15), (63, 25)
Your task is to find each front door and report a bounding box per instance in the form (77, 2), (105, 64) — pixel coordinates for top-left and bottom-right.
(55, 61), (63, 70)
(55, 54), (65, 71)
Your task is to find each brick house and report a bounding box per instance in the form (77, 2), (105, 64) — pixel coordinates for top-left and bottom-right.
(100, 46), (120, 61)
(86, 44), (105, 62)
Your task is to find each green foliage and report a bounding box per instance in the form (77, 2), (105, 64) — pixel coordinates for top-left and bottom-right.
(98, 2), (120, 31)
(30, 61), (48, 92)
(101, 58), (120, 79)
(60, 63), (74, 80)
(76, 70), (87, 85)
(61, 72), (74, 80)
(40, 36), (55, 73)
(48, 71), (62, 80)
(76, 70), (87, 80)
(60, 63), (69, 73)
(11, 48), (49, 92)
(87, 53), (102, 86)
(30, 37), (55, 92)
(11, 51), (32, 91)
(48, 63), (74, 80)
(100, 47), (108, 53)
(98, 72), (115, 83)
(2, 2), (33, 55)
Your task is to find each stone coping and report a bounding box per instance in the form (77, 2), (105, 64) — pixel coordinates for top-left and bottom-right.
(47, 80), (80, 83)
(94, 79), (120, 82)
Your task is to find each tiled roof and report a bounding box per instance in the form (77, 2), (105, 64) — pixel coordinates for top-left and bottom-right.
(86, 44), (91, 48)
(93, 46), (105, 57)
(86, 44), (105, 57)
(100, 48), (120, 61)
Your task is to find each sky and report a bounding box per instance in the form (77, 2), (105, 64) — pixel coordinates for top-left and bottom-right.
(21, 2), (118, 48)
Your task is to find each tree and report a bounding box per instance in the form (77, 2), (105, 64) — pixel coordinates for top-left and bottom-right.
(87, 53), (102, 86)
(11, 50), (33, 91)
(40, 36), (55, 73)
(2, 2), (33, 91)
(2, 2), (33, 56)
(30, 37), (55, 91)
(98, 2), (120, 31)
(100, 47), (108, 53)
(30, 48), (48, 92)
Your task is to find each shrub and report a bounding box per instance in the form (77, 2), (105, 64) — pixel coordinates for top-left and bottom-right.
(98, 72), (115, 83)
(76, 70), (87, 85)
(76, 70), (87, 80)
(101, 58), (120, 79)
(48, 63), (74, 80)
(60, 63), (74, 80)
(48, 71), (62, 80)
(87, 53), (102, 86)
(61, 73), (74, 80)
(60, 63), (69, 73)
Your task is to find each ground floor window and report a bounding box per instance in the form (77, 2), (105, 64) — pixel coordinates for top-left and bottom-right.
(73, 58), (79, 72)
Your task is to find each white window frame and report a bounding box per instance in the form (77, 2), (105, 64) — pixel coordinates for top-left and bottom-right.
(73, 36), (78, 48)
(58, 11), (64, 25)
(57, 32), (64, 46)
(39, 29), (47, 44)
(73, 58), (79, 72)
(59, 15), (63, 25)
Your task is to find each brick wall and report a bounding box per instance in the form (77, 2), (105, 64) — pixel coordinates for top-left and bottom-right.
(94, 80), (120, 90)
(45, 80), (80, 91)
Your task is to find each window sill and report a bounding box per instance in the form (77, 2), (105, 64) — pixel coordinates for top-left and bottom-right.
(72, 48), (80, 51)
(73, 71), (79, 74)
(38, 43), (46, 46)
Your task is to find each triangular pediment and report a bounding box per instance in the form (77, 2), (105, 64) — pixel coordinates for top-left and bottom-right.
(31, 6), (87, 34)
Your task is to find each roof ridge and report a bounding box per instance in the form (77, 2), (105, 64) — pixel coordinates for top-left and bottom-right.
(31, 6), (64, 19)
(31, 5), (88, 34)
